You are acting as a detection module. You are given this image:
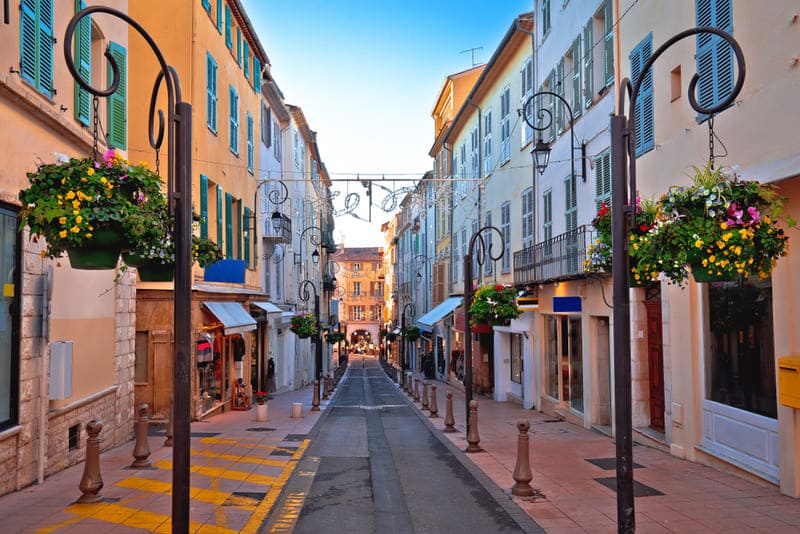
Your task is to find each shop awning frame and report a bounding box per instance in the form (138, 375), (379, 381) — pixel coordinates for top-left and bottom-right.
(203, 302), (257, 335)
(252, 302), (282, 314)
(416, 296), (463, 332)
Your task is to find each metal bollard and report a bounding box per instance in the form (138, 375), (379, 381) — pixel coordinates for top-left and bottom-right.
(413, 377), (420, 402)
(444, 392), (457, 433)
(311, 379), (320, 411)
(422, 381), (429, 410)
(164, 393), (173, 447)
(399, 371), (405, 389)
(511, 419), (534, 497)
(429, 385), (439, 418)
(130, 404), (152, 468)
(406, 373), (414, 396)
(465, 400), (482, 453)
(77, 419), (104, 503)
(322, 376), (329, 400)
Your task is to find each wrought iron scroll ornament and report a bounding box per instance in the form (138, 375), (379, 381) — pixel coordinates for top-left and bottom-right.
(523, 90), (582, 180)
(265, 179), (289, 206)
(298, 279), (318, 304)
(467, 225), (505, 269)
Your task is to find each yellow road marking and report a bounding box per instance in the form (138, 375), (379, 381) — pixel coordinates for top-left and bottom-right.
(269, 491), (306, 533)
(59, 502), (239, 534)
(34, 515), (83, 533)
(192, 448), (290, 467)
(211, 475), (227, 528)
(154, 460), (276, 486)
(199, 437), (280, 450)
(240, 439), (310, 534)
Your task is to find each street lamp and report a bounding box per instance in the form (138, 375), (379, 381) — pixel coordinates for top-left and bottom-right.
(295, 225), (322, 272)
(463, 226), (504, 438)
(413, 254), (432, 313)
(522, 91), (587, 181)
(609, 28), (744, 532)
(65, 6), (194, 530)
(299, 279), (323, 385)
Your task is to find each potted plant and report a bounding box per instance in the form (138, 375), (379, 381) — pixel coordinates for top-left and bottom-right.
(469, 284), (521, 326)
(290, 314), (319, 339)
(253, 391), (269, 422)
(18, 149), (163, 269)
(386, 331), (397, 342)
(401, 326), (421, 341)
(631, 164), (792, 285)
(326, 331), (346, 344)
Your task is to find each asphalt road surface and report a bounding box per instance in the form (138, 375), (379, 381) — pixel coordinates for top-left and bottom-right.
(263, 358), (542, 533)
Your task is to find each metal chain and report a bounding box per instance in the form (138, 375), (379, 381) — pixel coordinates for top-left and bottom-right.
(707, 114), (715, 170)
(92, 95), (100, 161)
(155, 148), (160, 176)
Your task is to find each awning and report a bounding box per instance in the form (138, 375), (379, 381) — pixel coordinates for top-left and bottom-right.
(203, 302), (257, 335)
(416, 296), (463, 332)
(252, 302), (282, 314)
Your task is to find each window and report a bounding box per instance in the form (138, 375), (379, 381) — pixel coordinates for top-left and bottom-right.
(106, 42), (127, 149)
(199, 174), (209, 238)
(594, 148), (611, 210)
(602, 0), (614, 87)
(253, 56), (261, 92)
(470, 222), (478, 278)
(470, 127), (479, 182)
(73, 0), (91, 126)
(501, 202), (511, 273)
(510, 333), (523, 384)
(582, 19), (593, 108)
(216, 0), (223, 33)
(352, 306), (364, 321)
(568, 36), (582, 119)
(555, 58), (565, 133)
(201, 0), (211, 13)
(206, 53), (217, 132)
(243, 206), (251, 267)
(459, 143), (466, 196)
(353, 281), (361, 296)
(236, 27), (242, 66)
(353, 263), (361, 272)
(216, 184), (223, 249)
(243, 41), (250, 79)
(246, 112), (254, 173)
(521, 57), (534, 144)
(452, 231), (459, 283)
(542, 0), (551, 36)
(229, 86), (239, 154)
(565, 175), (577, 232)
(500, 87), (510, 163)
(224, 4), (232, 49)
(543, 189), (553, 251)
(20, 0), (54, 96)
(225, 192), (233, 257)
(630, 33), (654, 156)
(483, 110), (493, 175)
(261, 103), (271, 146)
(695, 0), (733, 120)
(522, 187), (534, 248)
(0, 207), (19, 430)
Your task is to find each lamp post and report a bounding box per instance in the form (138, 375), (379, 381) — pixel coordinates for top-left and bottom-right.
(413, 254), (432, 313)
(609, 28), (744, 532)
(295, 225), (322, 278)
(463, 226), (504, 437)
(401, 302), (415, 372)
(522, 91), (587, 181)
(299, 280), (323, 385)
(64, 7), (194, 531)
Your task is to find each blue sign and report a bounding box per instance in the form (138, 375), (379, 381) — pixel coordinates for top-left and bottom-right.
(553, 296), (581, 313)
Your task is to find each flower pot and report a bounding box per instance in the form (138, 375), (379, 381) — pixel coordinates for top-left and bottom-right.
(255, 403), (268, 422)
(691, 266), (738, 283)
(123, 253), (174, 281)
(66, 227), (123, 270)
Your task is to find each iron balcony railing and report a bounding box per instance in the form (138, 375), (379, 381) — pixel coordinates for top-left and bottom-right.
(513, 225), (593, 286)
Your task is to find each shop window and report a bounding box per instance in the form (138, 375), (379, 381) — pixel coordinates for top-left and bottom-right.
(511, 333), (523, 384)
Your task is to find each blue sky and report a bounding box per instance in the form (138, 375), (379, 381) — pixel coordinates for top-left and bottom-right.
(242, 0), (533, 246)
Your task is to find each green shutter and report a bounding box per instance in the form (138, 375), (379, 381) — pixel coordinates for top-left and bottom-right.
(225, 193), (233, 258)
(206, 52), (217, 131)
(216, 0), (222, 33)
(107, 42), (127, 149)
(74, 0), (91, 126)
(20, 0), (37, 87)
(572, 36), (582, 118)
(229, 86), (238, 154)
(243, 41), (250, 79)
(583, 20), (594, 109)
(236, 27), (242, 66)
(242, 206), (250, 264)
(246, 113), (253, 172)
(595, 150), (612, 210)
(200, 175), (209, 239)
(21, 0), (53, 96)
(603, 0), (614, 86)
(224, 4), (232, 49)
(217, 185), (223, 249)
(253, 57), (261, 92)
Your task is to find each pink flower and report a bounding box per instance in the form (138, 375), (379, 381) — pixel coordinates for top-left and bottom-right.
(726, 202), (744, 226)
(746, 206), (760, 224)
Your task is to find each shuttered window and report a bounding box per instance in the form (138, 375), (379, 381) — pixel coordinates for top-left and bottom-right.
(225, 193), (233, 258)
(261, 103), (271, 146)
(216, 185), (223, 249)
(246, 112), (254, 173)
(107, 42), (127, 149)
(206, 53), (217, 132)
(236, 27), (242, 66)
(200, 175), (209, 239)
(243, 41), (250, 80)
(253, 57), (261, 92)
(695, 0), (733, 121)
(483, 110), (492, 175)
(501, 202), (511, 273)
(201, 0), (211, 12)
(603, 0), (614, 86)
(20, 0), (54, 96)
(500, 87), (510, 163)
(594, 149), (612, 210)
(571, 36), (582, 119)
(543, 189), (553, 246)
(216, 0), (223, 33)
(630, 33), (654, 156)
(224, 4), (232, 49)
(229, 86), (239, 154)
(583, 20), (594, 108)
(73, 0), (91, 126)
(243, 207), (251, 267)
(565, 176), (577, 232)
(522, 187), (534, 248)
(555, 58), (565, 133)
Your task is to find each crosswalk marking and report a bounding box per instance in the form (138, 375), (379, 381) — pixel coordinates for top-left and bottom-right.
(154, 460), (277, 486)
(60, 501), (240, 533)
(192, 448), (290, 467)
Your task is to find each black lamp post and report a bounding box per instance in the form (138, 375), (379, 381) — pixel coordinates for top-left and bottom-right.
(463, 226), (504, 437)
(299, 280), (323, 385)
(609, 28), (744, 532)
(296, 225), (322, 274)
(413, 254), (432, 313)
(401, 302), (415, 372)
(522, 91), (587, 181)
(64, 7), (194, 531)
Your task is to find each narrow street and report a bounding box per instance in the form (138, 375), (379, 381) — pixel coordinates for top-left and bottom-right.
(264, 358), (541, 533)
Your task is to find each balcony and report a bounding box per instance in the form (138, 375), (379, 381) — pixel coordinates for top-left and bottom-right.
(513, 225), (593, 286)
(262, 212), (292, 244)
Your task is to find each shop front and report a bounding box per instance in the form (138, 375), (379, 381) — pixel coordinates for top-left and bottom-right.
(250, 302), (283, 397)
(417, 296), (463, 381)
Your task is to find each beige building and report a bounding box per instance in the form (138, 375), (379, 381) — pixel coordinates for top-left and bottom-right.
(337, 247), (385, 354)
(0, 0), (134, 496)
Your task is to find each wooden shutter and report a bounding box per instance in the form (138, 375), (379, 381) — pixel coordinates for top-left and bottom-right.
(225, 193), (233, 258)
(38, 0), (54, 95)
(200, 175), (209, 239)
(556, 58), (565, 132)
(236, 27), (242, 66)
(253, 56), (261, 92)
(571, 37), (582, 118)
(216, 0), (223, 33)
(217, 185), (223, 248)
(583, 20), (594, 108)
(224, 4), (232, 48)
(243, 41), (250, 79)
(206, 53), (217, 131)
(695, 0), (733, 120)
(74, 0), (91, 126)
(630, 34), (654, 156)
(603, 0), (614, 86)
(229, 86), (238, 153)
(202, 0), (211, 12)
(243, 207), (251, 266)
(20, 0), (38, 87)
(107, 42), (127, 149)
(595, 150), (612, 210)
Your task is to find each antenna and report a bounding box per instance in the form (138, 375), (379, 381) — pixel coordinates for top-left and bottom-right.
(460, 46), (483, 67)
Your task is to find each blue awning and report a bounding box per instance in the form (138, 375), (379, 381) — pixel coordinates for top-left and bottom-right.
(416, 296), (463, 332)
(203, 302), (257, 335)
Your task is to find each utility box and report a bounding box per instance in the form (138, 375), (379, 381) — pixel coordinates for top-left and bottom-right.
(50, 341), (73, 400)
(778, 356), (800, 409)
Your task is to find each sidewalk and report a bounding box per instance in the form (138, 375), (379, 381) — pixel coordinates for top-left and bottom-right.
(406, 375), (800, 533)
(0, 383), (328, 533)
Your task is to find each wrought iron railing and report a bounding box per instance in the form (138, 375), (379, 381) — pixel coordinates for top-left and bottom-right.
(513, 225), (593, 286)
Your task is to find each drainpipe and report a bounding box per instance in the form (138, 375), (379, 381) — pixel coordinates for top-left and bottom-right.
(37, 266), (53, 484)
(466, 99), (482, 285)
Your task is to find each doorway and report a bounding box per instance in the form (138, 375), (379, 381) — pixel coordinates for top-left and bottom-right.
(644, 288), (665, 433)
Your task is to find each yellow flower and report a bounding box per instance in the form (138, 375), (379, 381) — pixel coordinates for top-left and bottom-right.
(85, 232), (92, 239)
(65, 191), (75, 200)
(87, 168), (95, 176)
(70, 226), (80, 234)
(81, 177), (87, 182)
(694, 239), (704, 248)
(720, 222), (728, 230)
(59, 230), (67, 238)
(709, 255), (716, 263)
(722, 232), (732, 242)
(72, 200), (80, 209)
(61, 178), (66, 184)
(72, 209), (79, 215)
(58, 216), (67, 224)
(75, 215), (83, 224)
(734, 246), (741, 255)
(100, 177), (108, 184)
(763, 216), (771, 224)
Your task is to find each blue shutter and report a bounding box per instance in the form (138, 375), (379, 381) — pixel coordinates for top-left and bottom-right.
(20, 0), (37, 87)
(74, 0), (91, 126)
(630, 34), (654, 156)
(206, 53), (217, 131)
(224, 4), (232, 49)
(37, 0), (54, 95)
(696, 0), (734, 121)
(236, 27), (242, 66)
(225, 193), (233, 258)
(107, 42), (127, 149)
(201, 0), (211, 12)
(253, 56), (261, 92)
(200, 175), (209, 239)
(243, 207), (251, 266)
(21, 0), (53, 96)
(216, 0), (222, 33)
(246, 113), (254, 172)
(216, 185), (223, 249)
(229, 86), (238, 154)
(243, 41), (250, 80)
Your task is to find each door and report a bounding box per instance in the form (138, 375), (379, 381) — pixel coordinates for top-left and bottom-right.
(152, 330), (173, 419)
(644, 299), (665, 432)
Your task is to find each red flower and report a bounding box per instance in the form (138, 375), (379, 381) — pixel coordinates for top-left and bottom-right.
(495, 284), (504, 291)
(639, 224), (650, 232)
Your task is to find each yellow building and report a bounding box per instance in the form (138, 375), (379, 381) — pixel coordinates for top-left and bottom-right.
(337, 248), (385, 354)
(0, 0), (134, 496)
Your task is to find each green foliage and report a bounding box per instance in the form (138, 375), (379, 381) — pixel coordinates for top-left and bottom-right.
(469, 284), (521, 326)
(290, 314), (319, 338)
(401, 326), (421, 341)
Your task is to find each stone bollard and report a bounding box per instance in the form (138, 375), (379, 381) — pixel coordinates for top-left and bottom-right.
(399, 371), (405, 389)
(328, 373), (335, 394)
(291, 402), (303, 419)
(422, 381), (429, 411)
(130, 404), (152, 468)
(444, 392), (457, 433)
(164, 393), (173, 447)
(413, 377), (420, 402)
(429, 385), (439, 418)
(322, 376), (329, 400)
(511, 419), (534, 497)
(466, 400), (482, 453)
(406, 373), (413, 395)
(77, 419), (104, 504)
(311, 379), (320, 411)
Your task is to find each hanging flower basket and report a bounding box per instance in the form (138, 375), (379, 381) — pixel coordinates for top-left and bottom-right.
(401, 326), (421, 341)
(66, 226), (125, 269)
(326, 331), (346, 344)
(122, 253), (175, 281)
(386, 331), (397, 342)
(469, 284), (521, 327)
(290, 314), (319, 339)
